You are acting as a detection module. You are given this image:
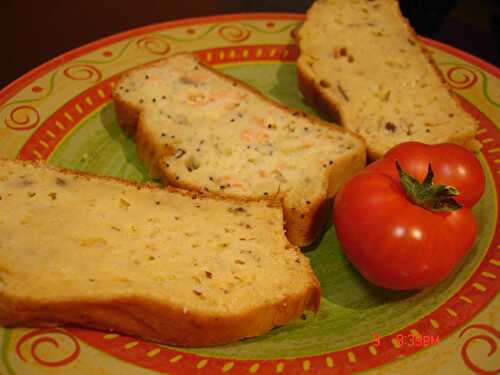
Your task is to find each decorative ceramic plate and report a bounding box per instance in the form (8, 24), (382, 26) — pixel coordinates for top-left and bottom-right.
(0, 14), (499, 375)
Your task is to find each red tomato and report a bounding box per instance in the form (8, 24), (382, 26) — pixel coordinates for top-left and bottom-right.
(333, 142), (484, 290)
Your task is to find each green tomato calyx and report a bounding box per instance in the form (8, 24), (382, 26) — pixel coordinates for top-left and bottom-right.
(396, 161), (463, 212)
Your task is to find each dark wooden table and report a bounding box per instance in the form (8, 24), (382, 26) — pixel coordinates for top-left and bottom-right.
(0, 0), (498, 90)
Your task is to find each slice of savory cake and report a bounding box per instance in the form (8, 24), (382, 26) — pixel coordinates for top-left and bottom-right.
(113, 53), (366, 246)
(0, 159), (320, 347)
(296, 0), (479, 160)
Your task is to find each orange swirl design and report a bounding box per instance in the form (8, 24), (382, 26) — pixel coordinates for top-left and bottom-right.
(459, 324), (500, 375)
(446, 66), (478, 89)
(136, 36), (170, 55)
(63, 63), (102, 82)
(15, 328), (81, 367)
(4, 105), (40, 131)
(218, 25), (251, 43)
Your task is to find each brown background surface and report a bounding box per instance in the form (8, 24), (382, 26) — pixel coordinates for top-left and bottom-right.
(0, 0), (498, 90)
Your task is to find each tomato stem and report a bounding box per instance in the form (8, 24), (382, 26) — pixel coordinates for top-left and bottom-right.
(396, 161), (463, 212)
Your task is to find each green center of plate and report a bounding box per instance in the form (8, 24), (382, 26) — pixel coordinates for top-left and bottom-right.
(48, 62), (495, 359)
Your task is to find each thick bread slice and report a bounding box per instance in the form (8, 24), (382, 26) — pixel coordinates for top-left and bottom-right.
(296, 0), (479, 160)
(113, 53), (366, 247)
(0, 159), (320, 347)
